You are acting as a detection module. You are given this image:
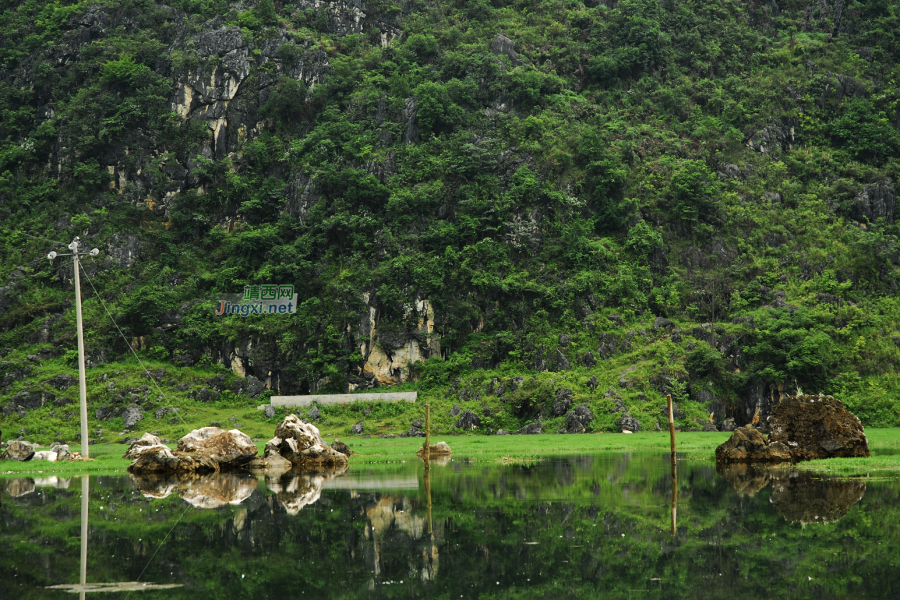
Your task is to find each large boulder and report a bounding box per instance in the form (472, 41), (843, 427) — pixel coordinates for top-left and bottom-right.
(2, 440), (35, 462)
(265, 415), (349, 468)
(768, 394), (870, 461)
(715, 425), (792, 463)
(123, 433), (163, 460)
(51, 444), (71, 461)
(176, 427), (258, 467)
(550, 388), (574, 416)
(127, 445), (218, 475)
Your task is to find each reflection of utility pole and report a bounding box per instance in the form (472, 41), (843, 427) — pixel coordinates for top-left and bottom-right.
(80, 475), (89, 600)
(666, 394), (677, 537)
(48, 238), (99, 459)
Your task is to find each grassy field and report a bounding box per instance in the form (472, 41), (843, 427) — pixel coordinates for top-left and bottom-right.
(4, 428), (900, 477)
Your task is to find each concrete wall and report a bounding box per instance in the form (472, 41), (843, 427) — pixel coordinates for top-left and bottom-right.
(269, 392), (418, 408)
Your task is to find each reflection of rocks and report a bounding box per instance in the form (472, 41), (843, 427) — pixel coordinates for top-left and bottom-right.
(717, 465), (866, 524)
(267, 466), (349, 515)
(715, 463), (775, 496)
(770, 471), (866, 524)
(715, 425), (792, 463)
(130, 472), (258, 507)
(180, 473), (258, 509)
(768, 394), (870, 461)
(4, 478), (35, 497)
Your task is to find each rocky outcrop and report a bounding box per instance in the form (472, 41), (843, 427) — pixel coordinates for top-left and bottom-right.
(123, 433), (164, 460)
(715, 425), (792, 463)
(264, 415), (349, 468)
(748, 118), (798, 153)
(557, 404), (593, 434)
(455, 409), (480, 430)
(767, 394), (870, 461)
(615, 413), (641, 433)
(176, 427), (259, 466)
(850, 179), (895, 225)
(550, 388), (573, 416)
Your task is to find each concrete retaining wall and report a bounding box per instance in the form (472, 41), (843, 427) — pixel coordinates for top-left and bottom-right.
(267, 392), (418, 408)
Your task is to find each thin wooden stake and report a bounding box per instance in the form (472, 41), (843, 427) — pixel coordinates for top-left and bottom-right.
(666, 394), (677, 465)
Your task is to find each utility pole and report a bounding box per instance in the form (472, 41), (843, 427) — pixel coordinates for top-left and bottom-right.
(49, 237), (99, 459)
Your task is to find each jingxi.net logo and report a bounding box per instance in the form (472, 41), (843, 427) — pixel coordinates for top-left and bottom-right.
(215, 284), (298, 316)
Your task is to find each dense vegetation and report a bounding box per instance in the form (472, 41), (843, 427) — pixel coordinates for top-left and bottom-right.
(2, 0), (900, 444)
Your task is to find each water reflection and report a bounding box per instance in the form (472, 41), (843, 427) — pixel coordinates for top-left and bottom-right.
(1, 452), (894, 599)
(717, 463), (867, 524)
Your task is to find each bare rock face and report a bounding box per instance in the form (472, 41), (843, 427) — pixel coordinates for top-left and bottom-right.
(3, 440), (35, 462)
(127, 445), (218, 475)
(715, 425), (792, 463)
(615, 413), (641, 433)
(176, 427), (258, 467)
(266, 415), (349, 468)
(768, 394), (870, 461)
(123, 433), (163, 460)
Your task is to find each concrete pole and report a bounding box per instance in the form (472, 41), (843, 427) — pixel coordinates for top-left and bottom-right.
(72, 239), (90, 459)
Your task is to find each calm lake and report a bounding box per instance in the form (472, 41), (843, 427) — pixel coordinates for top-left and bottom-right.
(2, 451), (899, 599)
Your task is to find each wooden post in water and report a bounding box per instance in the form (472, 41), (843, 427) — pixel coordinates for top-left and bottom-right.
(667, 393), (677, 536)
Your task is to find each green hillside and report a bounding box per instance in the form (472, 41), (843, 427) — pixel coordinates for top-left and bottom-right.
(2, 0), (900, 444)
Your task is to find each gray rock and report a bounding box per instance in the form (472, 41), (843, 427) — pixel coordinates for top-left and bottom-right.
(551, 388), (574, 417)
(48, 374), (75, 390)
(587, 375), (599, 391)
(4, 440), (36, 461)
(332, 439), (352, 456)
(851, 179), (895, 225)
(558, 333), (571, 347)
(123, 406), (144, 429)
(582, 352), (596, 367)
(351, 420), (365, 435)
(307, 405), (321, 421)
(616, 413), (641, 433)
(653, 317), (674, 330)
(264, 405), (276, 418)
(558, 404), (594, 434)
(456, 409), (480, 430)
(607, 314), (624, 326)
(514, 422), (543, 435)
(721, 418), (736, 432)
(490, 33), (527, 67)
(555, 348), (571, 371)
(448, 404), (462, 417)
(51, 444), (71, 461)
(496, 429), (511, 435)
(245, 375), (265, 398)
(702, 422), (718, 432)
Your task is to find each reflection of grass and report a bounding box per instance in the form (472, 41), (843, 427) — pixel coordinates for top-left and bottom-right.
(796, 454), (900, 476)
